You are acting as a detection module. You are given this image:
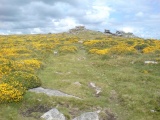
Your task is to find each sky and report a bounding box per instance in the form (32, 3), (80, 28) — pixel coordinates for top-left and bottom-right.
(0, 0), (160, 39)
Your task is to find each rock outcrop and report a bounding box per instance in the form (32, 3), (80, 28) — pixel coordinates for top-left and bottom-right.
(29, 87), (81, 99)
(41, 108), (65, 120)
(69, 26), (86, 34)
(104, 29), (137, 38)
(115, 31), (136, 38)
(68, 26), (138, 38)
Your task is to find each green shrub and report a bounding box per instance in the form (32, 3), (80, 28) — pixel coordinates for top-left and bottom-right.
(2, 71), (41, 89)
(134, 44), (149, 51)
(126, 40), (135, 46)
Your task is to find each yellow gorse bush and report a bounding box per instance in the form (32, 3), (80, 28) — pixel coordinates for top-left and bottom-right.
(84, 37), (160, 55)
(0, 34), (64, 103)
(18, 59), (42, 69)
(142, 46), (160, 53)
(59, 46), (78, 53)
(109, 45), (137, 55)
(84, 40), (102, 46)
(0, 83), (23, 103)
(0, 34), (77, 103)
(0, 33), (160, 104)
(2, 71), (41, 89)
(89, 49), (109, 55)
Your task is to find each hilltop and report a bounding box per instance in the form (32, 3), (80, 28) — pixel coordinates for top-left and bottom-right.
(66, 26), (138, 39)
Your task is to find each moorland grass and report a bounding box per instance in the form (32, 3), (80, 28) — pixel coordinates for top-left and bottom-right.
(0, 33), (159, 120)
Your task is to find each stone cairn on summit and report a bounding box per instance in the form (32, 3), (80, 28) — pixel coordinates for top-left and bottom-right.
(69, 26), (86, 34)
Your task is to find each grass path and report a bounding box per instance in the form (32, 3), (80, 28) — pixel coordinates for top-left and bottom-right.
(38, 48), (108, 98)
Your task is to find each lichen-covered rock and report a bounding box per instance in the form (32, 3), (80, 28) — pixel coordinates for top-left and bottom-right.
(29, 87), (81, 99)
(41, 108), (65, 120)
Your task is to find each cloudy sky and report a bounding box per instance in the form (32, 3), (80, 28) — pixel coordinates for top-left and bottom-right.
(0, 0), (160, 39)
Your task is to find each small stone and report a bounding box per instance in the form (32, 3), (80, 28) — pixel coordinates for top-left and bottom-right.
(73, 112), (99, 120)
(55, 72), (63, 75)
(78, 40), (83, 43)
(54, 51), (58, 55)
(95, 87), (101, 95)
(144, 61), (158, 64)
(89, 82), (102, 96)
(89, 82), (96, 88)
(96, 110), (101, 114)
(150, 110), (156, 113)
(37, 99), (41, 101)
(67, 72), (71, 74)
(74, 82), (82, 86)
(41, 108), (65, 120)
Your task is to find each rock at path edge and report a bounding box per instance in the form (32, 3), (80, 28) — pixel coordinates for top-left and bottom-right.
(41, 108), (65, 120)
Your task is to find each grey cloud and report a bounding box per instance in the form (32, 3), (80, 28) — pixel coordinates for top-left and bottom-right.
(0, 0), (86, 7)
(0, 0), (91, 31)
(0, 4), (21, 22)
(0, 0), (159, 39)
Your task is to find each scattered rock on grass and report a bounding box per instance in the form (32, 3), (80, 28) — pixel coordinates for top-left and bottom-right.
(89, 82), (96, 88)
(73, 112), (99, 120)
(74, 82), (82, 86)
(78, 40), (83, 43)
(29, 87), (81, 99)
(89, 82), (102, 96)
(95, 87), (101, 95)
(144, 61), (158, 64)
(41, 108), (65, 120)
(150, 109), (156, 113)
(53, 51), (58, 55)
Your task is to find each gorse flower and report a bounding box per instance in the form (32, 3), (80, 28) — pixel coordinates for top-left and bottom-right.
(0, 34), (79, 103)
(84, 37), (160, 55)
(59, 46), (78, 53)
(0, 32), (160, 103)
(0, 83), (23, 103)
(89, 49), (109, 55)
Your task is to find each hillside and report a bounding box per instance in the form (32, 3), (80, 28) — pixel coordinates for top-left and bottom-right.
(0, 28), (160, 120)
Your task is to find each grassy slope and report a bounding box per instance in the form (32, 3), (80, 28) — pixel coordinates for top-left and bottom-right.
(0, 32), (160, 120)
(37, 44), (160, 120)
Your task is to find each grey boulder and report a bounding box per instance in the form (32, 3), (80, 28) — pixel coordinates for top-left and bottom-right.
(41, 108), (65, 120)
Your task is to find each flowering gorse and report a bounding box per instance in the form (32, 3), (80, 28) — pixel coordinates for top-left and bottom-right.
(84, 37), (160, 55)
(0, 83), (24, 103)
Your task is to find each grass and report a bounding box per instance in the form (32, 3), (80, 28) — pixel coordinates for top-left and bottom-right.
(0, 32), (160, 120)
(37, 45), (160, 119)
